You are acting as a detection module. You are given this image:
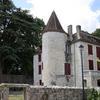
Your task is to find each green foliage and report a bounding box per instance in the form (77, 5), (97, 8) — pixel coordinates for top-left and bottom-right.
(0, 0), (45, 76)
(0, 46), (20, 74)
(92, 29), (100, 38)
(87, 88), (100, 100)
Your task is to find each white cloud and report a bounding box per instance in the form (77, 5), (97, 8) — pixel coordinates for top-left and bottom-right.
(26, 0), (100, 33)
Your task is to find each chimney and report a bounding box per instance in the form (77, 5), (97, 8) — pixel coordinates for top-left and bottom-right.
(76, 25), (81, 39)
(68, 25), (73, 41)
(76, 25), (81, 33)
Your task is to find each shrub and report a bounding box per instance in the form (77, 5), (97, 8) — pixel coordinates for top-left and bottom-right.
(87, 88), (100, 100)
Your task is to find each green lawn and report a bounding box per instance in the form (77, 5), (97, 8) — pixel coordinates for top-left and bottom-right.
(9, 95), (24, 100)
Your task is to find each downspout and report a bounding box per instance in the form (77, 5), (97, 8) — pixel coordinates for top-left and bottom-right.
(74, 43), (76, 87)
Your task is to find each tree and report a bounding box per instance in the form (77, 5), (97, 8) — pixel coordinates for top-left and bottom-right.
(0, 0), (45, 76)
(92, 29), (100, 38)
(0, 46), (20, 74)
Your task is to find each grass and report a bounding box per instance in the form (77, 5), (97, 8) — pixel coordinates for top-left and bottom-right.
(9, 95), (24, 100)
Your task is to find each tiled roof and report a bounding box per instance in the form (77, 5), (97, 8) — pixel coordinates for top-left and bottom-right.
(72, 31), (100, 45)
(43, 11), (65, 33)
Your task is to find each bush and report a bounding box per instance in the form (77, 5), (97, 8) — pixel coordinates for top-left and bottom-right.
(87, 88), (100, 100)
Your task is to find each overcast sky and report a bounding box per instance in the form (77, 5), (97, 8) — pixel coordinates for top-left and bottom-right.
(12, 0), (100, 33)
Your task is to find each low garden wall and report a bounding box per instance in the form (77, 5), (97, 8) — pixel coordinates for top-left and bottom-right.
(0, 85), (9, 100)
(0, 84), (100, 100)
(25, 86), (86, 100)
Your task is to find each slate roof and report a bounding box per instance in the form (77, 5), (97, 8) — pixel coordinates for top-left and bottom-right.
(43, 11), (65, 33)
(72, 31), (100, 45)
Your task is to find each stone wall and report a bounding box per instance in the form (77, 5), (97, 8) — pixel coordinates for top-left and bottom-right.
(0, 86), (9, 100)
(0, 84), (100, 100)
(25, 86), (87, 100)
(34, 54), (42, 86)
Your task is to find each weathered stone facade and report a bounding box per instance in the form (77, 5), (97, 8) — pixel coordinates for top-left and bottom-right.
(25, 86), (88, 100)
(34, 11), (100, 87)
(0, 84), (86, 100)
(42, 32), (67, 86)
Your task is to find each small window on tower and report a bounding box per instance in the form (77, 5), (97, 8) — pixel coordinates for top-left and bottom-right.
(97, 61), (100, 70)
(42, 62), (43, 69)
(39, 80), (42, 85)
(38, 54), (41, 62)
(89, 60), (94, 70)
(38, 65), (41, 74)
(88, 45), (93, 55)
(64, 63), (71, 75)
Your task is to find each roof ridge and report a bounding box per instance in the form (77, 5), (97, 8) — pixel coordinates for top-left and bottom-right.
(81, 31), (100, 40)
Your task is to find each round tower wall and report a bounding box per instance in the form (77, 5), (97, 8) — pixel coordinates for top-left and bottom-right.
(42, 32), (67, 86)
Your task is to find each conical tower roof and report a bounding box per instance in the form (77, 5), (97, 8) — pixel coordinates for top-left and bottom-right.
(43, 11), (65, 33)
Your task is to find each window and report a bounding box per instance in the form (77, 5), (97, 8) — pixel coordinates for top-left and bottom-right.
(89, 60), (94, 70)
(88, 45), (93, 55)
(38, 65), (41, 74)
(97, 79), (100, 87)
(97, 61), (100, 70)
(39, 80), (42, 85)
(64, 63), (71, 75)
(42, 63), (43, 69)
(84, 80), (87, 87)
(38, 54), (41, 62)
(96, 47), (100, 59)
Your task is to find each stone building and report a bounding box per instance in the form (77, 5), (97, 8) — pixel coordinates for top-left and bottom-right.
(34, 11), (100, 87)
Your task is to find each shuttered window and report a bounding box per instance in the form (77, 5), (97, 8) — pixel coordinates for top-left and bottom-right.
(96, 47), (100, 59)
(65, 63), (71, 75)
(97, 61), (100, 70)
(97, 79), (100, 87)
(88, 45), (93, 55)
(89, 60), (94, 70)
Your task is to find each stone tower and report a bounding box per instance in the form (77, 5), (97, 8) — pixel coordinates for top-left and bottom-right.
(42, 11), (68, 86)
